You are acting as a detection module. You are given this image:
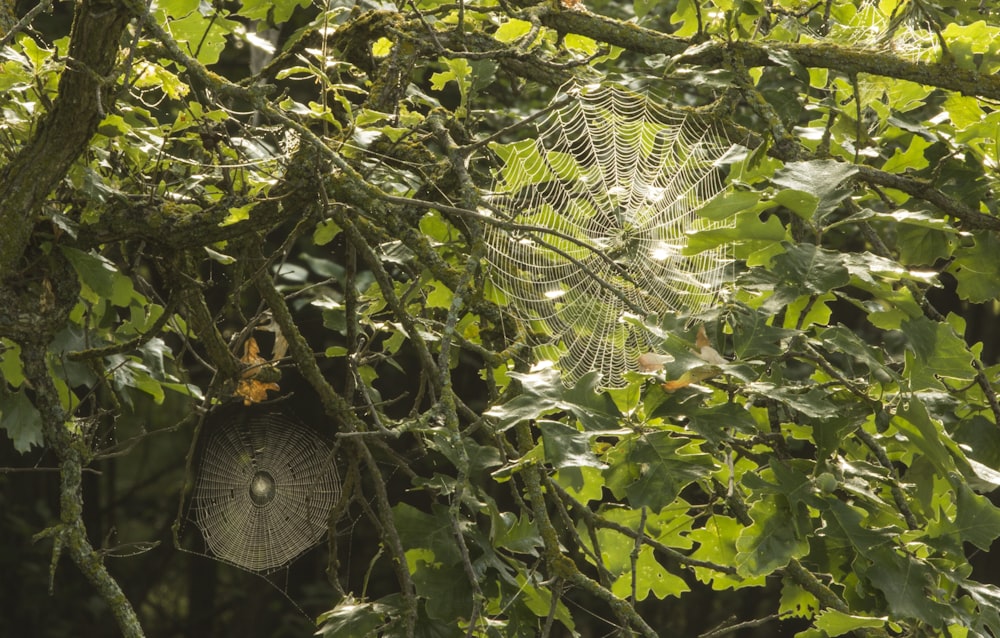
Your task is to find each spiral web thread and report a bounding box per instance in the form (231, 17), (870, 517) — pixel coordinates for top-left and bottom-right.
(190, 412), (340, 574)
(483, 82), (736, 388)
(779, 0), (940, 62)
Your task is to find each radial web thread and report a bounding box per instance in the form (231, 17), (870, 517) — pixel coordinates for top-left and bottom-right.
(483, 82), (737, 388)
(191, 411), (340, 573)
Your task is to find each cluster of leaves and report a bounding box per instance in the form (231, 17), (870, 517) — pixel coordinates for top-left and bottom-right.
(2, 0), (1000, 637)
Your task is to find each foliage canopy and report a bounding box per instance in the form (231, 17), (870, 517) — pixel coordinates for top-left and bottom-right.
(2, 0), (1000, 636)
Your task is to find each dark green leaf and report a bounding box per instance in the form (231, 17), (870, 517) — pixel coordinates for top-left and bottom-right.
(902, 315), (976, 387)
(728, 304), (797, 360)
(863, 546), (950, 626)
(948, 231), (1000, 303)
(745, 382), (839, 419)
(952, 481), (1000, 551)
(735, 495), (809, 577)
(684, 402), (759, 446)
(770, 243), (851, 296)
(538, 420), (606, 469)
(0, 391), (43, 453)
(485, 369), (621, 432)
(393, 503), (461, 566)
(61, 246), (134, 307)
(604, 432), (715, 512)
(772, 159), (857, 219)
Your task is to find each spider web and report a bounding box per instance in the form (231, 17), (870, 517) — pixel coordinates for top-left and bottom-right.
(483, 82), (736, 388)
(190, 411), (340, 574)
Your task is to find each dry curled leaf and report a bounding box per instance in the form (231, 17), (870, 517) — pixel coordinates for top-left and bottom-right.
(693, 324), (727, 365)
(240, 336), (266, 376)
(661, 365), (722, 392)
(234, 337), (280, 404)
(256, 313), (288, 361)
(638, 352), (674, 372)
(234, 378), (281, 405)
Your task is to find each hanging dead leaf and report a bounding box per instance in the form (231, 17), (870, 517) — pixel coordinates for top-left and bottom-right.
(693, 324), (727, 365)
(661, 365), (722, 392)
(234, 378), (281, 405)
(234, 336), (280, 404)
(240, 336), (266, 376)
(272, 331), (289, 361)
(256, 312), (289, 361)
(638, 352), (674, 372)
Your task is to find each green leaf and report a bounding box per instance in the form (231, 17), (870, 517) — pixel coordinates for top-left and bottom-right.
(314, 219), (342, 246)
(896, 225), (956, 266)
(240, 0), (309, 21)
(393, 503), (461, 566)
(61, 246), (134, 307)
(220, 203), (253, 227)
(165, 12), (237, 65)
(513, 572), (576, 631)
(685, 210), (787, 258)
(684, 402), (758, 446)
(771, 188), (819, 220)
(948, 232), (1000, 303)
(893, 398), (955, 476)
(735, 495), (809, 577)
(553, 466), (605, 504)
(411, 560), (472, 621)
(604, 432), (715, 512)
(902, 315), (976, 387)
(484, 369), (621, 432)
(371, 37), (393, 57)
(952, 481), (1000, 551)
(494, 18), (533, 43)
(771, 159), (857, 220)
(863, 546), (950, 626)
(693, 190), (760, 221)
(817, 326), (896, 382)
(882, 135), (932, 173)
(0, 390), (43, 452)
(746, 382), (839, 419)
(728, 304), (797, 359)
(0, 339), (24, 387)
(538, 420), (606, 469)
(490, 507), (541, 555)
(814, 610), (887, 636)
(610, 546), (690, 600)
(824, 498), (896, 558)
(157, 0), (199, 18)
(954, 579), (1000, 638)
(770, 243), (851, 296)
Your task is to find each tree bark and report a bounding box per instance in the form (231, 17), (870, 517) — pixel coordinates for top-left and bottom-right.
(0, 0), (130, 277)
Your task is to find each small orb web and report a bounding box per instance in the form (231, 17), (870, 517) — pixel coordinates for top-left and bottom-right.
(192, 412), (340, 573)
(483, 81), (737, 388)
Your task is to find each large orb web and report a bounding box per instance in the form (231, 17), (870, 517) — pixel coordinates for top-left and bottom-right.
(483, 81), (736, 388)
(191, 411), (340, 573)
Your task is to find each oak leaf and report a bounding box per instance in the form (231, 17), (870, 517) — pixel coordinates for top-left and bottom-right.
(234, 337), (280, 404)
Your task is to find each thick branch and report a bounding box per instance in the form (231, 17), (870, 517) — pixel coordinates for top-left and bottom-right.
(541, 10), (1000, 102)
(13, 250), (143, 637)
(0, 0), (130, 276)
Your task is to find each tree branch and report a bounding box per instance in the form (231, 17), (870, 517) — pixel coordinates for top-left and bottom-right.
(0, 0), (130, 276)
(541, 10), (1000, 102)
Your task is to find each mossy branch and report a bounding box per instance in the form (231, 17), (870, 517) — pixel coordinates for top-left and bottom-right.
(541, 10), (1000, 102)
(22, 344), (144, 637)
(0, 0), (130, 276)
